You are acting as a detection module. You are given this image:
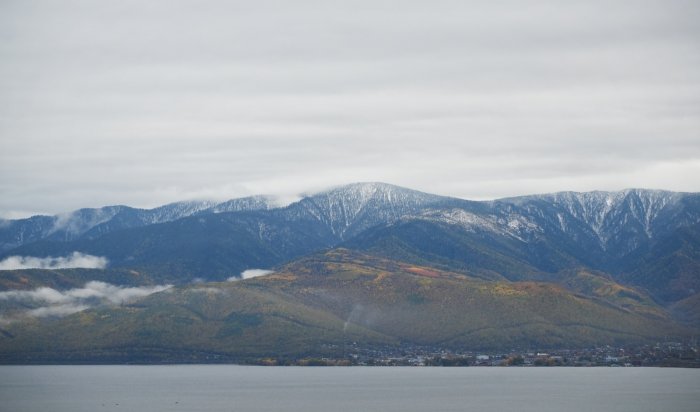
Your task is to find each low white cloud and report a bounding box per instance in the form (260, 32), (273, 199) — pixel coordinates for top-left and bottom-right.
(0, 252), (108, 270)
(0, 281), (172, 320)
(26, 304), (90, 318)
(75, 281), (172, 305)
(228, 269), (274, 281)
(0, 287), (69, 304)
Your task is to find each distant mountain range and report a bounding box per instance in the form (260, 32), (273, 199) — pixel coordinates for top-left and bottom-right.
(2, 183), (698, 301)
(1, 183), (699, 362)
(0, 196), (274, 251)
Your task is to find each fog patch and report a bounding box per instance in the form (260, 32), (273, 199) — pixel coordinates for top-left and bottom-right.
(343, 303), (381, 333)
(0, 281), (171, 320)
(26, 304), (90, 318)
(228, 269), (274, 281)
(0, 252), (108, 270)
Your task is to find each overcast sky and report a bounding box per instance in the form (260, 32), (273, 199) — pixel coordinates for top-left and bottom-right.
(1, 0), (699, 218)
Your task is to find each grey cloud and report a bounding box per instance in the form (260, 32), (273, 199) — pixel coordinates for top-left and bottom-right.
(0, 253), (108, 270)
(1, 0), (699, 217)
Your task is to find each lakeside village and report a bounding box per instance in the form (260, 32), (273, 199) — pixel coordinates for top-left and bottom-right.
(255, 341), (700, 367)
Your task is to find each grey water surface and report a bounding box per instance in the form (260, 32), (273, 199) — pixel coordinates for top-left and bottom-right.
(0, 366), (698, 412)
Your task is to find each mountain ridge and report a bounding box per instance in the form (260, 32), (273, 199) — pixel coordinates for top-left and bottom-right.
(1, 184), (699, 362)
(5, 183), (694, 251)
(1, 183), (699, 302)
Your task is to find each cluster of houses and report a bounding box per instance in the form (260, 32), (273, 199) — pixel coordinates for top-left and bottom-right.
(307, 341), (699, 367)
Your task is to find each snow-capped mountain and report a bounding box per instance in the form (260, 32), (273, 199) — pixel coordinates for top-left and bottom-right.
(199, 196), (274, 215)
(2, 183), (698, 255)
(0, 197), (273, 252)
(1, 183), (698, 302)
(493, 189), (700, 257)
(283, 182), (452, 239)
(414, 207), (544, 242)
(0, 206), (132, 252)
(375, 188), (700, 259)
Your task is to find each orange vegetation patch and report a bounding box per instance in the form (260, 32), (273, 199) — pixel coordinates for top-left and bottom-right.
(263, 273), (297, 281)
(373, 271), (391, 283)
(511, 282), (559, 292)
(404, 267), (441, 278)
(490, 283), (528, 297)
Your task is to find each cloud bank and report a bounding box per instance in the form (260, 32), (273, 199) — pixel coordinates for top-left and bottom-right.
(0, 252), (108, 270)
(1, 0), (699, 218)
(0, 281), (172, 320)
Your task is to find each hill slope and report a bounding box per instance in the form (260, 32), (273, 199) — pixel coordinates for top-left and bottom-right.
(0, 250), (686, 363)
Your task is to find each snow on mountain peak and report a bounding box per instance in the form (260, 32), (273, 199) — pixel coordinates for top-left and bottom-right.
(416, 208), (542, 242)
(496, 188), (692, 252)
(297, 182), (445, 238)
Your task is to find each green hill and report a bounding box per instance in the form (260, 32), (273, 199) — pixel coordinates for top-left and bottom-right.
(0, 249), (688, 363)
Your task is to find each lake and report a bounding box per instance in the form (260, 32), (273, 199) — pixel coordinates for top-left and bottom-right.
(0, 366), (698, 412)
